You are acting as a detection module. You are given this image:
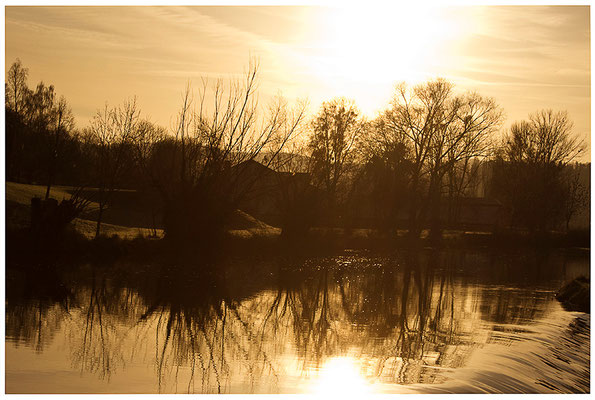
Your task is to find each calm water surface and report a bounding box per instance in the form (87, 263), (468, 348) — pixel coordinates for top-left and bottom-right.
(5, 248), (590, 394)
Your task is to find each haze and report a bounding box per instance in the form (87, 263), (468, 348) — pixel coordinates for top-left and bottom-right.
(5, 5), (591, 158)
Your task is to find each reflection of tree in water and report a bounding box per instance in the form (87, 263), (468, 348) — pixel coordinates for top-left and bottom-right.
(230, 252), (472, 386)
(250, 264), (343, 372)
(328, 251), (468, 385)
(5, 264), (75, 352)
(130, 263), (285, 394)
(5, 249), (574, 393)
(239, 250), (566, 386)
(476, 250), (559, 328)
(141, 269), (231, 393)
(68, 267), (143, 380)
(7, 262), (149, 380)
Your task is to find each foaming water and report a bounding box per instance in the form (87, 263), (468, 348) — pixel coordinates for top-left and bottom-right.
(398, 309), (590, 394)
(5, 249), (590, 393)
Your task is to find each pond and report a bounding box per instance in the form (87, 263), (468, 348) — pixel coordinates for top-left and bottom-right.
(5, 248), (590, 394)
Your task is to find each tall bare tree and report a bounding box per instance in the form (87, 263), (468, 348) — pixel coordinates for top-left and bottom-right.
(308, 97), (363, 223)
(500, 110), (583, 165)
(492, 109), (585, 231)
(5, 59), (30, 180)
(84, 98), (140, 237)
(146, 61), (307, 244)
(44, 96), (75, 199)
(384, 79), (502, 238)
(6, 58), (29, 114)
(350, 116), (411, 231)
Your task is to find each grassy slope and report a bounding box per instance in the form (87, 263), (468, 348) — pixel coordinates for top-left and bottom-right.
(6, 182), (91, 206)
(6, 182), (162, 239)
(6, 182), (279, 239)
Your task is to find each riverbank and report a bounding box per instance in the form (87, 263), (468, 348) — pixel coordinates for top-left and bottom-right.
(5, 223), (590, 275)
(6, 182), (590, 267)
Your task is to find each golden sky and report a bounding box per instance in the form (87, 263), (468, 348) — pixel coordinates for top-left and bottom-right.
(5, 5), (591, 158)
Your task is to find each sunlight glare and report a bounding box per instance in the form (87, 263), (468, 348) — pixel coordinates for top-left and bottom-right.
(310, 357), (373, 395)
(318, 5), (460, 83)
(308, 4), (464, 116)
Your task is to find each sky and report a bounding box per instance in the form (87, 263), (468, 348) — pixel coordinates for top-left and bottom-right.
(4, 5), (591, 159)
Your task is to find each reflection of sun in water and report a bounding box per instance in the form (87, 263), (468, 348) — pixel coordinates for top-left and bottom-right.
(310, 357), (373, 395)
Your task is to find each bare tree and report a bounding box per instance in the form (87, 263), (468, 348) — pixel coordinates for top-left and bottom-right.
(6, 58), (29, 114)
(385, 80), (454, 237)
(84, 98), (140, 237)
(5, 59), (30, 180)
(146, 61), (307, 244)
(44, 96), (75, 199)
(308, 97), (363, 224)
(438, 92), (502, 232)
(130, 119), (168, 236)
(350, 116), (411, 231)
(492, 109), (586, 231)
(384, 80), (502, 238)
(25, 82), (56, 130)
(500, 110), (584, 165)
(131, 119), (168, 176)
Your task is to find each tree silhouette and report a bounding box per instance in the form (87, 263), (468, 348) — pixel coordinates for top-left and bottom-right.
(83, 99), (140, 237)
(561, 165), (589, 231)
(43, 95), (75, 199)
(6, 59), (77, 190)
(308, 97), (363, 225)
(350, 115), (412, 231)
(380, 80), (502, 238)
(5, 58), (29, 114)
(491, 109), (585, 231)
(143, 61), (307, 246)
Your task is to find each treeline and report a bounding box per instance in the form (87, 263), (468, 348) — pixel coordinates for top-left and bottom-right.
(5, 59), (589, 245)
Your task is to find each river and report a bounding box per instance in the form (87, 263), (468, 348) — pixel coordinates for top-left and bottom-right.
(5, 248), (590, 394)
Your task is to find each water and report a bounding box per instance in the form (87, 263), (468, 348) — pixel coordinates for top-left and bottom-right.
(5, 248), (590, 394)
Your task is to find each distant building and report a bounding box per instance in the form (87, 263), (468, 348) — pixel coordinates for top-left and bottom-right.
(232, 159), (590, 232)
(447, 197), (507, 231)
(231, 159), (319, 227)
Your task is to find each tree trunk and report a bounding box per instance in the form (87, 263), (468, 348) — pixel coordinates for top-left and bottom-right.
(44, 166), (54, 200)
(428, 176), (443, 243)
(407, 174), (421, 239)
(95, 203), (105, 238)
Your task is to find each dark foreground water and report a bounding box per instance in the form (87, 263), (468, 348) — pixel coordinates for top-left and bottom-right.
(5, 248), (590, 394)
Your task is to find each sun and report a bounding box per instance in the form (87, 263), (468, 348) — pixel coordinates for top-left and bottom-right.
(319, 4), (460, 82)
(307, 4), (463, 116)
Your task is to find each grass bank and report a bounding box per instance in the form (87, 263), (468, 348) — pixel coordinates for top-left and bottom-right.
(6, 182), (589, 267)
